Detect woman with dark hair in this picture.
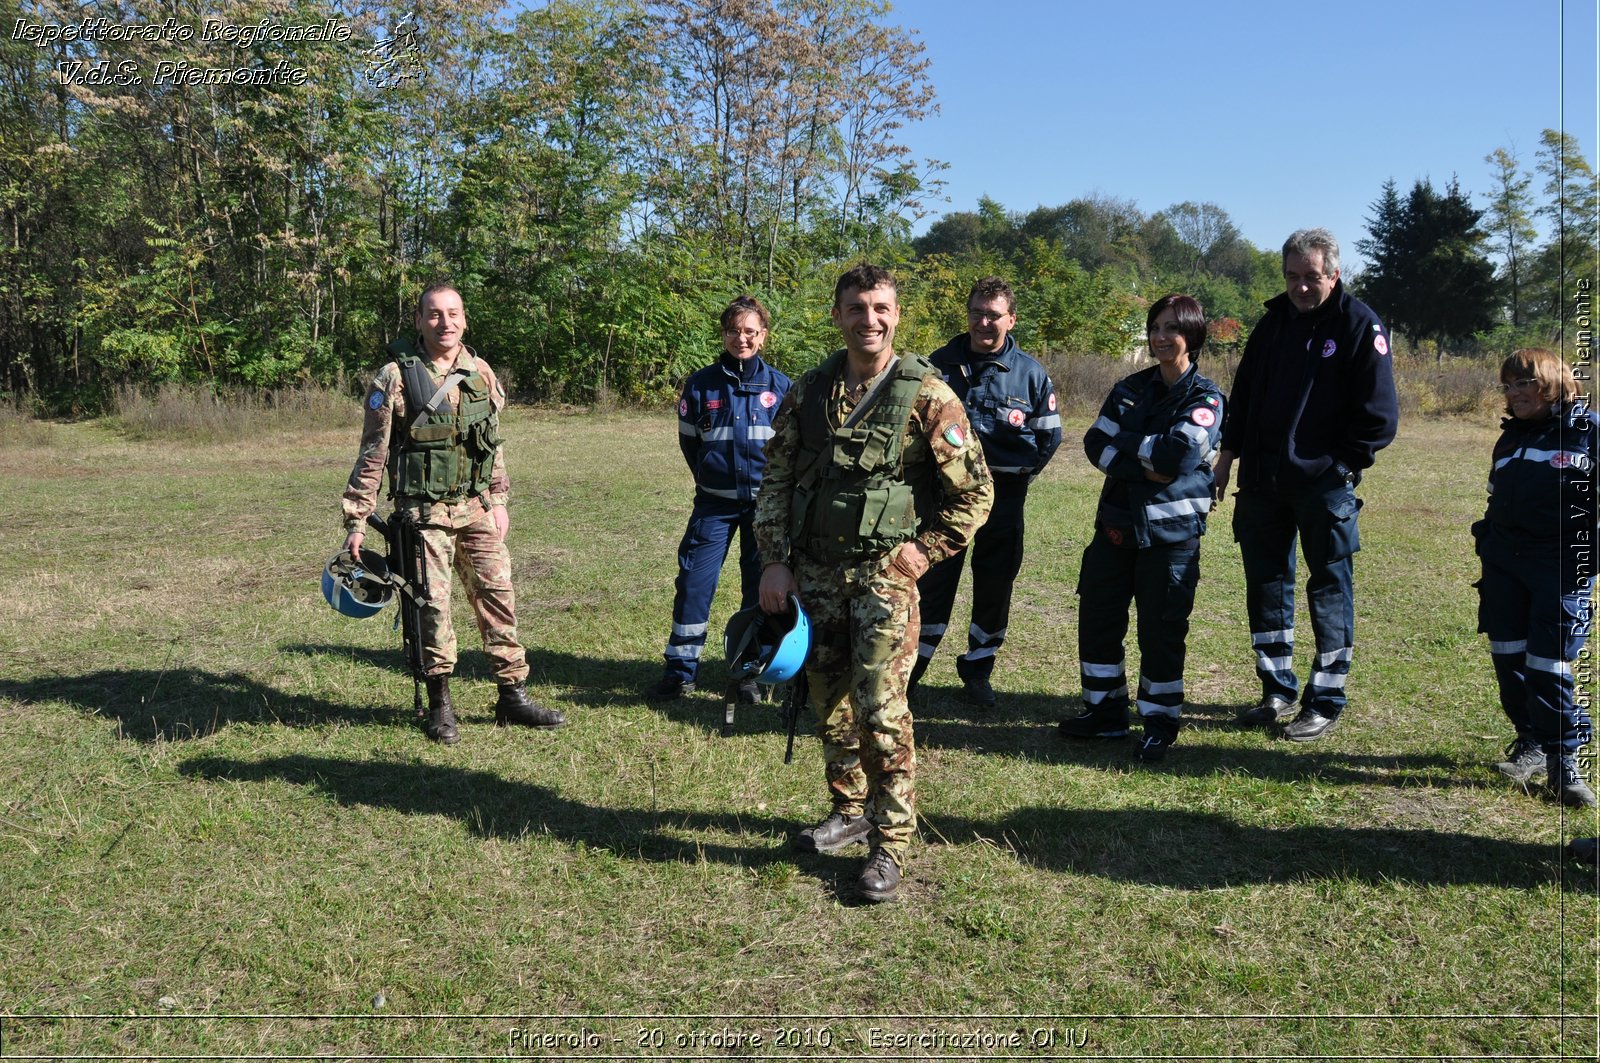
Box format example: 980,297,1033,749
1474,347,1596,808
1059,295,1224,760
649,295,792,700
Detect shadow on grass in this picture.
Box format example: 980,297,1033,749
176,754,1586,895
0,668,390,743
177,752,868,890
930,806,1575,890
282,642,789,738
915,696,1488,792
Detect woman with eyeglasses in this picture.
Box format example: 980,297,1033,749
1058,294,1224,761
1473,348,1596,808
649,295,792,702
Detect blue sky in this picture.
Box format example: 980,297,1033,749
900,0,1598,273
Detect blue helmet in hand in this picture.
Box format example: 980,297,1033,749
321,549,395,619
724,594,812,684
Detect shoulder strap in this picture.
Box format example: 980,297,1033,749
401,356,471,433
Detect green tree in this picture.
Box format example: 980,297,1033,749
1483,147,1540,328
1530,129,1600,335
1357,177,1498,355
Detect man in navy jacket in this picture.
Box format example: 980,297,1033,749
1214,228,1399,741
910,277,1062,706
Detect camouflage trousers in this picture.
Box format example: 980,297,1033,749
793,550,920,861
415,505,528,683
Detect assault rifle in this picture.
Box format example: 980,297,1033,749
781,670,807,765
364,510,430,727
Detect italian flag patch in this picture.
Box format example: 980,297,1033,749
943,424,966,448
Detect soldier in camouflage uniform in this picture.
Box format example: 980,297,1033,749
755,264,993,903
340,284,566,744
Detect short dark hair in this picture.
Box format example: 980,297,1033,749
416,282,463,315
720,294,770,333
1146,294,1207,357
967,276,1015,316
1501,347,1579,411
833,264,897,307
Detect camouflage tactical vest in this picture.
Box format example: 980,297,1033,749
790,351,936,562
388,349,501,503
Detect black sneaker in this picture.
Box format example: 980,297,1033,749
1549,754,1598,808
857,845,902,903
1135,715,1180,762
735,679,761,705
954,657,996,707
645,676,695,700
1569,837,1599,865
961,675,997,708
1237,694,1292,727
1494,737,1547,785
1058,706,1130,739
792,811,872,853
1282,705,1339,742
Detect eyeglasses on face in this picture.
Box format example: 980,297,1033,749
1500,378,1540,394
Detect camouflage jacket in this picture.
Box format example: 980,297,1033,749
754,351,993,567
340,341,511,531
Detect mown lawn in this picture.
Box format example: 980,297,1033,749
0,405,1594,1059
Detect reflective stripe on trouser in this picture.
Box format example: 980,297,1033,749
1233,473,1359,713
914,479,1028,681
1076,528,1198,719
1477,550,1595,754
417,507,528,683
794,552,919,856
662,498,759,683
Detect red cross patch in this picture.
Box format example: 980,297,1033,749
1191,407,1216,428
760,391,776,408
1008,408,1026,427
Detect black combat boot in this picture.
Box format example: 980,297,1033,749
424,676,459,745
496,684,567,729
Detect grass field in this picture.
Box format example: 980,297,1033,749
0,402,1595,1060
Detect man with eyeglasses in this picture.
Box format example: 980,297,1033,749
908,277,1061,706
1213,228,1399,741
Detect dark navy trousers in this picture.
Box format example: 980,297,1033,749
663,497,759,683
1477,548,1594,755
1076,527,1199,720
1233,470,1361,714
915,477,1029,681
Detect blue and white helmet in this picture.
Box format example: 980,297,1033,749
321,549,395,619
724,594,812,684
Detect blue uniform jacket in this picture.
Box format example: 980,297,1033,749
1222,281,1399,489
929,334,1061,477
1475,400,1599,559
1085,363,1225,548
678,355,792,503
